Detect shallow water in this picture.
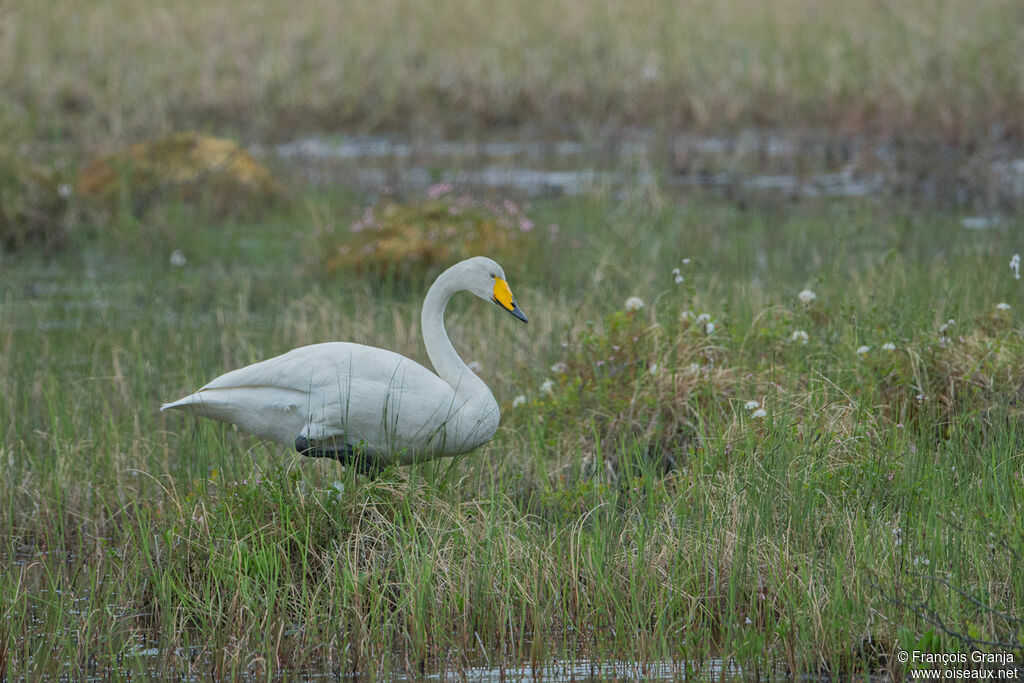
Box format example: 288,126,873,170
415,657,740,681
263,129,1024,213
118,650,743,681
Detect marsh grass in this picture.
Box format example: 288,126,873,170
4,0,1024,146
1,189,1023,678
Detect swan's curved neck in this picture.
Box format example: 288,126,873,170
421,265,489,396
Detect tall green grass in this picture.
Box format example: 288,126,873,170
1,190,1022,678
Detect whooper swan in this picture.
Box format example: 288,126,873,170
161,256,527,471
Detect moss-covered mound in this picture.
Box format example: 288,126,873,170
77,132,280,217
324,191,536,280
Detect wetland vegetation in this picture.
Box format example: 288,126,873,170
3,189,1022,678
5,0,1024,144
2,1,1023,679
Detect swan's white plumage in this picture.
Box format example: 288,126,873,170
161,257,527,466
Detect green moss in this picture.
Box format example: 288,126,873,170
323,194,536,281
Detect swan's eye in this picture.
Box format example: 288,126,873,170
489,272,496,279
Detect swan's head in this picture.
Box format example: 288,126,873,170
460,256,528,323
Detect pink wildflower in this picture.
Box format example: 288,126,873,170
427,183,452,199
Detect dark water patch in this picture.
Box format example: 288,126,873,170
264,130,1024,210
416,657,738,681
112,650,743,681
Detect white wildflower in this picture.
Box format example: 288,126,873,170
550,361,567,374
648,363,659,375
856,345,870,355
641,54,660,81
744,400,761,411
892,526,903,547
790,330,809,344
750,408,767,419
687,363,701,373
625,296,645,312
913,556,930,567
996,302,1011,311
695,313,711,324
169,250,187,267
540,379,555,395
704,321,715,335
512,395,527,408
681,258,691,265
1012,253,1021,280
671,267,684,284
330,480,344,494
881,342,896,351
57,183,72,198
467,360,482,373
798,289,817,304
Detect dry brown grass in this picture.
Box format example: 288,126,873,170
4,0,1023,146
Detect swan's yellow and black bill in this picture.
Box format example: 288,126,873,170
492,277,528,323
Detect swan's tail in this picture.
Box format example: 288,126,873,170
161,393,199,411
159,387,306,446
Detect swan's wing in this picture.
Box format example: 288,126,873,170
163,342,456,450
295,346,462,456
195,342,352,393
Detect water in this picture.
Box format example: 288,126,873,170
118,650,746,681
1,260,209,332
262,129,1024,211
419,657,741,681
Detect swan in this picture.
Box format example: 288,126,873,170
161,256,528,471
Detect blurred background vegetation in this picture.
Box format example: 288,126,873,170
4,0,1023,147
4,0,1023,256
